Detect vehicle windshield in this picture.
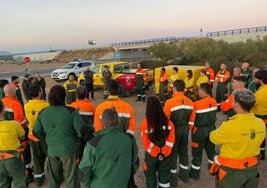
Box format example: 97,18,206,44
62,63,76,69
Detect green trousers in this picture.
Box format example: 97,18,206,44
144,152,170,188
136,81,145,101
159,82,167,104
216,82,227,104
215,165,259,188
189,126,216,179
47,152,79,188
0,155,26,188
170,126,189,186
66,92,76,104
30,140,47,183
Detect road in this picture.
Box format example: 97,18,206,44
0,68,55,80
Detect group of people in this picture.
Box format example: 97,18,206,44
0,61,266,188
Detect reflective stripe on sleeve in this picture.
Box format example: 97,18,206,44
196,107,217,113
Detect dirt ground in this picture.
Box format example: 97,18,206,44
1,63,267,188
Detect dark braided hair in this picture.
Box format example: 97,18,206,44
146,96,169,143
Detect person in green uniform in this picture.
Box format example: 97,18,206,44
102,66,112,99
248,67,260,93
64,73,77,104
0,100,26,188
135,63,147,102
79,108,139,188
33,85,85,188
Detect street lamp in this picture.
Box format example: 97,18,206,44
88,40,96,60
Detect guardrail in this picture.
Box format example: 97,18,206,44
207,26,267,37
111,36,187,47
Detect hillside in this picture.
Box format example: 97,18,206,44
54,47,114,63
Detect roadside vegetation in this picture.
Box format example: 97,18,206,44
148,36,267,71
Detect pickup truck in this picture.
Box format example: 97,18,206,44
51,60,95,82
78,61,154,97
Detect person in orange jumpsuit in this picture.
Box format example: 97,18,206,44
158,67,169,105
188,83,217,180
164,80,194,185
141,96,175,188
215,63,231,110
136,63,147,102
70,85,95,161
205,61,215,88
94,80,136,135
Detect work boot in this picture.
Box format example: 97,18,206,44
189,168,200,180
170,173,178,188
178,170,189,183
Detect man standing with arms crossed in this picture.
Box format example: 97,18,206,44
24,85,49,186
164,80,194,186
136,63,147,103
210,90,265,188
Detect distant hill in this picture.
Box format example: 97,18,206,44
0,51,11,56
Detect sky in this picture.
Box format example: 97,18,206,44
1,0,266,53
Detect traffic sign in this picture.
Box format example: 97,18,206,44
24,57,31,63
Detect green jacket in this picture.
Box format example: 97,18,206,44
33,105,84,156
79,126,139,188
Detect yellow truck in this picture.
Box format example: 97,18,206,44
154,65,204,94
78,61,154,97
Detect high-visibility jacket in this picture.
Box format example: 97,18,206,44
196,75,209,88
70,99,95,126
136,69,147,82
140,118,175,157
251,85,267,118
189,96,217,128
159,73,168,83
24,99,49,141
206,67,215,85
164,92,194,127
210,113,266,159
2,96,27,128
184,77,195,89
215,71,231,83
168,74,181,89
94,95,136,135
221,94,234,112
64,80,77,93
0,120,25,150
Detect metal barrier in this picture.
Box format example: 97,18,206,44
207,26,267,37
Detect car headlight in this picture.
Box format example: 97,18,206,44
59,71,67,74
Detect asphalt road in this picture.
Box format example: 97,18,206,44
0,68,55,80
